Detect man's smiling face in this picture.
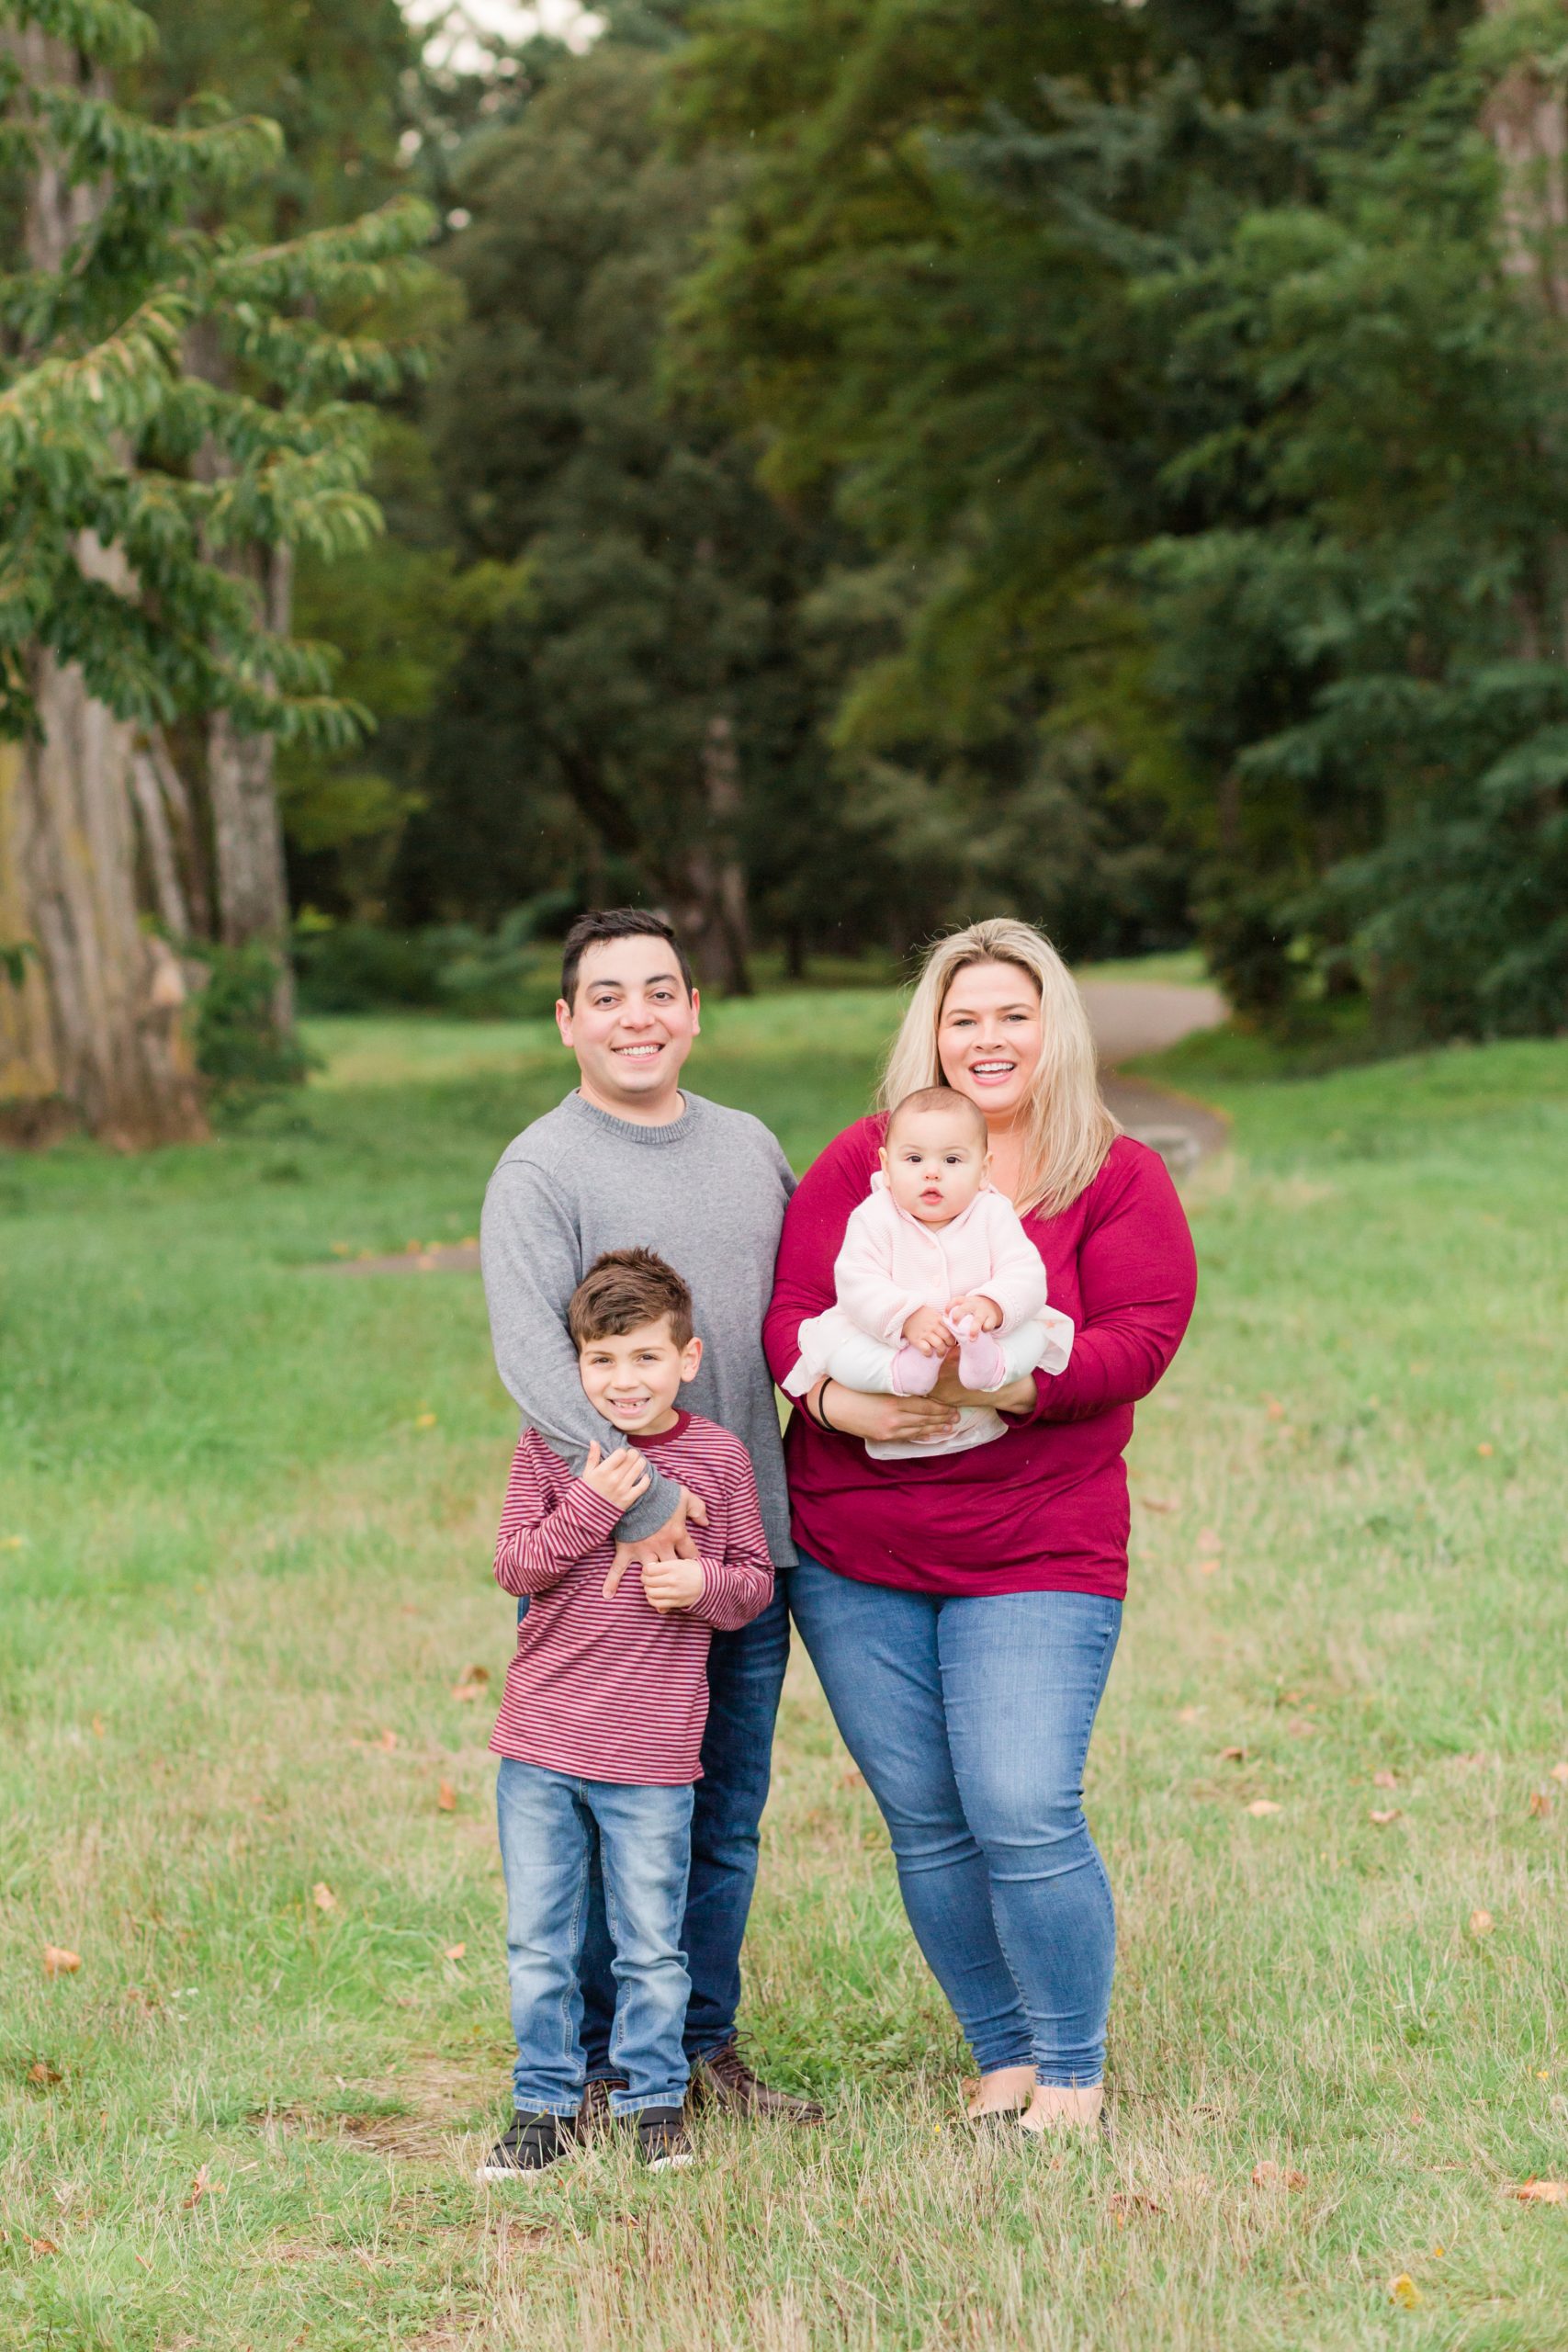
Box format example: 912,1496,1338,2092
556,935,700,1119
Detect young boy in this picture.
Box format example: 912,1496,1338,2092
478,1248,773,2179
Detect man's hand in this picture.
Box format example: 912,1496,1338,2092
640,1555,705,1613
900,1304,953,1356
579,1440,652,1511
947,1292,1002,1334
602,1487,710,1599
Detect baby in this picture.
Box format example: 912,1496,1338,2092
784,1086,1074,1461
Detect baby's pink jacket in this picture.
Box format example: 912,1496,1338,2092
784,1173,1048,1395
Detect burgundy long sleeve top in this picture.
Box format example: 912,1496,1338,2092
489,1414,773,1783
763,1119,1198,1600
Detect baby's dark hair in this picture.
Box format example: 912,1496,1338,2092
886,1085,987,1149
568,1247,694,1351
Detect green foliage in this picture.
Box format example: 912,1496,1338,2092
189,939,315,1104
671,0,1568,1039
0,0,437,746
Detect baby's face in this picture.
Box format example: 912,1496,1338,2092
881,1109,989,1225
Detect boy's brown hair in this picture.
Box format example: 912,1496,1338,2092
568,1247,694,1351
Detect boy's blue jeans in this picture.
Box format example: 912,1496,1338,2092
496,1758,694,2118
517,1582,791,2074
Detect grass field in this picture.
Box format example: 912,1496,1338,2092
3,990,1566,2350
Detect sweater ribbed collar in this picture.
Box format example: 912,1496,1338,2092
563,1087,707,1148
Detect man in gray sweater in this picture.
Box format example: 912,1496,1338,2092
479,908,820,2123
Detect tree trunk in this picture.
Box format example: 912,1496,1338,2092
206,545,296,1028
1484,7,1568,659
1,654,206,1147
0,28,208,1147
672,714,753,994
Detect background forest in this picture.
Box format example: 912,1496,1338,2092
5,0,1568,1142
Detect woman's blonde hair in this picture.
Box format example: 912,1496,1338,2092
879,919,1118,1216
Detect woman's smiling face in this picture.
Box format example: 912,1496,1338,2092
936,959,1043,1125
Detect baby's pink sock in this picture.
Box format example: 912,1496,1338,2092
890,1342,942,1396
954,1317,1007,1392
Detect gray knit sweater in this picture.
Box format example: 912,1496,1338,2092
479,1088,796,1565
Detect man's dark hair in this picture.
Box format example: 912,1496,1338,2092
560,908,694,1009
569,1247,695,1351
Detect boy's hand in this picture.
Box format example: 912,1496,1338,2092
947,1292,1003,1334
900,1304,953,1356
602,1487,709,1599
580,1440,651,1511
640,1555,705,1613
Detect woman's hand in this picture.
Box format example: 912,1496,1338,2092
930,1363,1036,1417
815,1381,961,1447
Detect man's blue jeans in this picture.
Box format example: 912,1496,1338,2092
496,1758,694,2117
516,1580,791,2074
790,1553,1121,2087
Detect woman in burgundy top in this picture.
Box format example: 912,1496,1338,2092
765,919,1196,2136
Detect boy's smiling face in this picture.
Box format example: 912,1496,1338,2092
577,1317,702,1437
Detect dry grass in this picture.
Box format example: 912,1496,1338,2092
2,1008,1566,2347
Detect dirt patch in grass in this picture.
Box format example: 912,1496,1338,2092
260,2051,498,2161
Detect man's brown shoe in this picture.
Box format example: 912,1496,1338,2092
578,2077,628,2135
689,2041,824,2124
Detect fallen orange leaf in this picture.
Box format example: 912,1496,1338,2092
1514,2179,1568,2204
183,2163,224,2210
1247,1800,1282,1817
1196,1557,1221,1576
1250,2162,1305,2190
1477,1442,1494,1457
414,1411,437,1430
1372,1770,1397,1789
437,1780,457,1813
1469,1909,1495,1937
1219,1745,1246,1762
1177,1704,1202,1724
1388,2274,1421,2308
1264,1396,1286,1420
310,1882,338,1914
1529,1792,1551,1817
443,1941,467,1962
1370,1808,1402,1826
28,2062,62,2086
451,1665,491,1702
1551,1761,1568,1784
42,1946,81,1977
24,2235,59,2256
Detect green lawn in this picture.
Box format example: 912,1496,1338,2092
2,997,1565,2349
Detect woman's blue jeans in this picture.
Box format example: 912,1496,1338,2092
790,1552,1121,2087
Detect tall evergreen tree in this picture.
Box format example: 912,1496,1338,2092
0,0,433,1143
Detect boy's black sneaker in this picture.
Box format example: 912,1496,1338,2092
476,2109,578,2179
635,2106,694,2171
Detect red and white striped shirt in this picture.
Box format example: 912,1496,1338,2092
489,1412,773,1784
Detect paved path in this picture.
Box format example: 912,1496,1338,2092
1078,979,1230,1176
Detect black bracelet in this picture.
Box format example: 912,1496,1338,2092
814,1379,840,1433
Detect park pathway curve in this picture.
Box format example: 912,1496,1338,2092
1079,978,1230,1177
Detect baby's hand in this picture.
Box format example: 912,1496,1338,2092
580,1440,651,1510
948,1293,1002,1334
900,1304,953,1356
640,1555,705,1614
